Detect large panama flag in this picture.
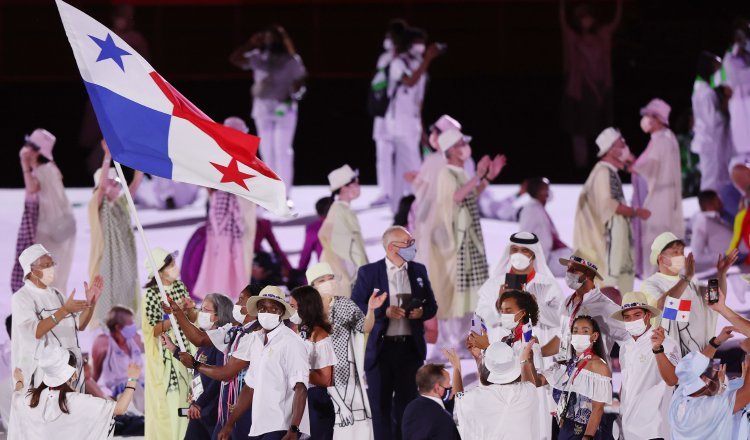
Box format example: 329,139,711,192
56,0,292,216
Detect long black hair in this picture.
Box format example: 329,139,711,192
28,351,76,414
497,290,540,326
291,286,332,335
571,315,606,359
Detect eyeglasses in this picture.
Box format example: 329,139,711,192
390,239,415,248
31,261,57,270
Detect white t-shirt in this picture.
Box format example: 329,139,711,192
384,54,426,138
242,324,311,436
641,273,718,356
619,326,681,439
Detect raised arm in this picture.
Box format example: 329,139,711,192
708,286,750,337
163,299,212,347
19,147,40,193
399,45,440,88
650,327,678,386
443,348,464,394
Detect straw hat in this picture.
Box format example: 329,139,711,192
610,292,661,321
245,285,293,320
558,248,603,280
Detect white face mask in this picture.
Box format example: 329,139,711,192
38,267,55,287
640,116,653,133
509,253,532,271
571,334,592,352
316,279,337,296
500,312,521,330
289,311,302,325
197,312,214,330
232,305,246,323
565,272,584,290
624,318,648,337
257,312,281,331
410,43,426,56
664,255,686,273
383,38,394,51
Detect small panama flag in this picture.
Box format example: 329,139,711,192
522,321,534,343
662,297,691,327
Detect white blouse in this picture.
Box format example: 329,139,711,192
304,337,338,370
544,362,613,404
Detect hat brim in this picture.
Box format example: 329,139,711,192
246,295,293,320
610,304,661,321
329,169,360,192
487,363,522,385
558,258,604,280
43,364,76,388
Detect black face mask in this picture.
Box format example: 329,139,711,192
440,385,453,402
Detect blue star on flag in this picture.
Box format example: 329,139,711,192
88,33,131,71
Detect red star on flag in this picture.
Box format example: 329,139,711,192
210,158,254,190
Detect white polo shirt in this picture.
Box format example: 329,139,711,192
619,326,681,439
240,324,310,436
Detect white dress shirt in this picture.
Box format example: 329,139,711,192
619,326,681,439
386,257,412,336
241,324,311,436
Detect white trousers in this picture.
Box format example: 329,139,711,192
383,133,422,212
375,137,394,197
254,110,298,193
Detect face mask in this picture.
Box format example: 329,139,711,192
397,243,417,262
618,146,631,163
640,116,653,133
232,305,246,323
120,323,137,339
197,312,214,330
665,255,686,273
440,385,452,402
509,253,531,271
410,43,426,56
257,312,281,331
38,267,55,287
565,272,584,290
383,38,393,51
500,312,520,330
290,311,302,325
571,334,592,352
316,279,337,296
624,318,648,337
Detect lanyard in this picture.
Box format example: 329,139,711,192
566,296,584,330
570,348,593,384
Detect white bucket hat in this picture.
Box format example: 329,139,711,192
328,165,359,192
675,351,710,396
650,232,684,266
25,128,56,161
437,129,472,153
144,247,178,279
245,285,294,320
306,262,334,285
39,345,76,388
640,98,671,126
19,244,51,278
595,127,622,158
485,342,521,385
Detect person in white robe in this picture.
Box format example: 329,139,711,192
610,292,680,440
573,127,648,294
669,330,750,440
632,98,685,278
456,342,539,440
724,22,750,157
518,177,571,277
319,165,368,297
640,232,734,356
9,345,139,440
692,190,737,273
476,232,563,348
11,244,103,393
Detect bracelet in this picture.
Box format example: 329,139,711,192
50,313,59,325
679,275,690,283
709,337,721,348
520,359,529,364
127,377,138,383
125,386,136,391
652,346,664,354
172,347,180,358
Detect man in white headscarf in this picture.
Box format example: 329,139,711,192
475,232,564,347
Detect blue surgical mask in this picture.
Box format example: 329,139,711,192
397,243,417,262
120,324,137,339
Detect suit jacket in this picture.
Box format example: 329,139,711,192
352,259,438,370
401,396,460,440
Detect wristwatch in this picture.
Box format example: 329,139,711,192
289,425,300,433
192,358,202,369
652,346,664,354
709,337,721,348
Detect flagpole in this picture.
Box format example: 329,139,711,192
113,160,187,352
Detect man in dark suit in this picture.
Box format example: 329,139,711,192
352,226,438,440
401,364,460,440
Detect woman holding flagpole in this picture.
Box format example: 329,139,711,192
142,248,195,440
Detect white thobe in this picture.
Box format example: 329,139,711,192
691,80,733,191
619,327,681,439
724,50,750,154
691,211,734,273
518,198,571,277
641,273,719,356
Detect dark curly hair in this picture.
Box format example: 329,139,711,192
571,315,607,359
291,286,332,335
497,290,539,326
